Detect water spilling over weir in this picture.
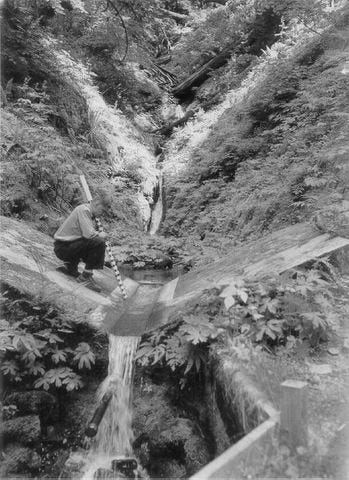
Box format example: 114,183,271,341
82,335,140,480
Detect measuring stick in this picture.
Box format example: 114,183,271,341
80,175,127,300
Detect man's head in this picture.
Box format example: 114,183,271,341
90,190,112,216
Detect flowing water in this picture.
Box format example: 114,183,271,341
82,335,140,479
149,172,163,235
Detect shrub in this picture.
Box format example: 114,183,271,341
136,267,338,389
0,289,97,393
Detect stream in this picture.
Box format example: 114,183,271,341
149,170,163,236
81,336,141,480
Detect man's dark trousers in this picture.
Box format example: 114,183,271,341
54,237,106,270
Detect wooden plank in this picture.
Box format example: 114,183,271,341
175,226,349,300
244,234,349,279
190,418,278,480
107,285,162,336
280,380,308,451
147,277,179,330
174,223,319,298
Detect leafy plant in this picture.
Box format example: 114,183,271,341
137,310,224,388
136,267,338,389
218,269,337,347
73,342,95,370
0,292,96,392
34,367,83,391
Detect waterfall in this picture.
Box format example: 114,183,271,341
81,335,140,480
149,171,163,235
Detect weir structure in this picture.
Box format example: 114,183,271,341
1,216,349,478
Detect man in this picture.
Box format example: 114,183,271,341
54,191,111,293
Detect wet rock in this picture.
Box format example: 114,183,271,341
152,459,186,478
123,250,173,270
1,414,41,445
5,390,58,424
0,444,41,476
111,458,137,478
133,385,210,476
93,468,115,479
59,451,87,479
158,419,210,474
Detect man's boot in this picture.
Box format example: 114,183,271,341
77,271,102,293
57,262,80,278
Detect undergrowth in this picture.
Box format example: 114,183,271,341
162,8,349,258
0,287,106,394
136,265,340,390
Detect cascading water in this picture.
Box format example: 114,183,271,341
81,335,140,480
149,171,163,236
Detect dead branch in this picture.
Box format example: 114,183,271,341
106,0,129,62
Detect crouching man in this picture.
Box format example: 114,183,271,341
53,191,111,293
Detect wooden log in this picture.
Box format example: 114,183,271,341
158,8,189,22
155,109,195,136
155,54,172,66
172,48,233,98
280,380,308,450
85,391,113,437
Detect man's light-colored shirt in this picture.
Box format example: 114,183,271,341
54,204,98,241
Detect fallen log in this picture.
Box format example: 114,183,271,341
155,54,172,66
154,109,195,136
85,391,113,438
158,8,189,22
172,47,233,98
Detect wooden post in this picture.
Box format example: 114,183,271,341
280,379,308,451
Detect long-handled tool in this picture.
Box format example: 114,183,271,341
80,175,127,300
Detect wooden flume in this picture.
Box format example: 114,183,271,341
80,175,127,300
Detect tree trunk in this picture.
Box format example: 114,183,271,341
155,109,195,136
172,47,233,98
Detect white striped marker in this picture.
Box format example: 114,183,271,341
80,175,127,300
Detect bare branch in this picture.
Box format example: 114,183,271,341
106,0,129,62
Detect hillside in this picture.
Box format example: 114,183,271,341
162,7,349,264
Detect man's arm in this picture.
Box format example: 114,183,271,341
76,207,99,239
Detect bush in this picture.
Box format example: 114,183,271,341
0,289,98,393
136,266,338,389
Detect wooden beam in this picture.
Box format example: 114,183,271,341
280,380,308,451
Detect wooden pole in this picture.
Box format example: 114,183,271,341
280,379,308,451
79,175,127,299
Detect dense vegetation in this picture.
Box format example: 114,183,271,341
162,3,349,263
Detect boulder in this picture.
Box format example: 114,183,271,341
157,419,210,474
151,459,186,478
58,451,86,480
133,384,210,476
0,444,41,476
0,414,41,446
